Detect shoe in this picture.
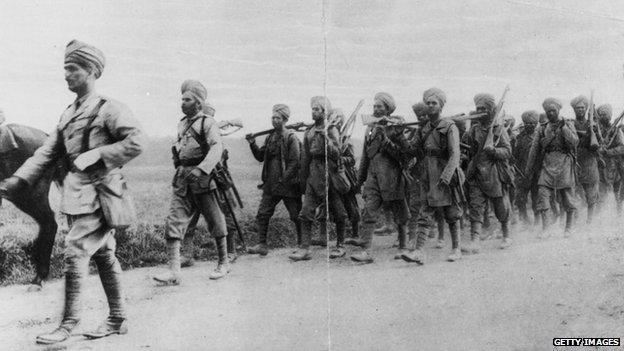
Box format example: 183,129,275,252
83,318,128,339
329,246,346,259
447,248,462,262
180,256,195,268
350,251,374,264
153,271,180,286
228,253,238,264
401,249,424,265
247,244,268,256
209,264,230,280
394,249,409,260
435,239,444,249
288,249,311,261
310,238,328,247
36,326,73,344
344,238,366,248
461,239,480,254
500,237,512,249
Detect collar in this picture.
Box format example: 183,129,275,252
181,111,206,122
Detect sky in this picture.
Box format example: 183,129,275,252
1,0,624,138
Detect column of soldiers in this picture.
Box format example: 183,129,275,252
3,39,624,346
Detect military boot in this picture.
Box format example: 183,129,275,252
247,243,269,256
92,247,126,336
210,236,230,280
288,249,311,261
329,245,346,259
461,222,481,254
350,250,374,264
83,317,128,339
36,319,79,344
500,221,512,249
153,240,181,285
401,231,426,264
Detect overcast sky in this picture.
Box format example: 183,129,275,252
2,0,624,137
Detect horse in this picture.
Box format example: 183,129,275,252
0,123,63,291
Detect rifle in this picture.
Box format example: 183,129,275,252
603,110,624,148
218,118,244,136
212,149,246,250
484,85,510,148
361,112,487,128
339,99,364,152
245,121,312,139
587,90,600,150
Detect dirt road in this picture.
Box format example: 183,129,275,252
2,214,624,351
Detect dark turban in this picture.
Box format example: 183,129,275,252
411,102,427,117
64,39,105,79
272,104,290,120
570,95,589,109
473,93,496,111
542,98,562,111
423,87,446,108
310,96,332,112
597,104,612,120
374,92,396,114
181,79,208,106
521,110,539,124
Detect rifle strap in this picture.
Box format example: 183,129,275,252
80,99,108,153
184,115,209,156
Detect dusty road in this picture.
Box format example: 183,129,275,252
2,214,624,351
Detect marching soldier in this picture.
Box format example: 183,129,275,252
154,79,229,285
462,94,514,253
350,93,413,264
245,104,302,256
401,88,464,264
0,40,143,344
596,104,624,208
514,110,540,225
292,96,348,261
525,98,578,237
571,95,601,224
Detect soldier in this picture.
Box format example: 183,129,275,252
0,40,143,344
348,93,412,264
245,104,302,256
571,95,601,224
292,96,347,261
462,94,514,253
525,98,578,237
153,79,229,285
401,88,464,264
596,104,624,208
514,110,540,225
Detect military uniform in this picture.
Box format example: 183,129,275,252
463,120,513,250
339,142,360,239
14,91,143,342
513,126,539,223
249,128,302,250
574,119,601,215
599,125,624,207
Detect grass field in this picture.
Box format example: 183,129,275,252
0,136,311,285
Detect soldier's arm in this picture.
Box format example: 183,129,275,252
14,126,64,185
606,129,624,157
326,126,341,161
249,138,266,162
562,121,579,149
196,119,223,176
283,134,300,184
97,102,144,169
440,124,460,184
487,127,512,160
341,143,356,168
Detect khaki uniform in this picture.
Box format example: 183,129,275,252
513,127,539,220
165,112,226,241
574,119,601,206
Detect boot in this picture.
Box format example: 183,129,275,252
564,211,575,238
83,317,128,339
500,221,512,249
209,237,230,280
288,248,311,261
247,243,269,256
350,250,374,264
401,230,426,264
92,248,126,329
154,239,181,285
461,222,481,254
447,248,462,262
36,256,86,344
329,245,346,259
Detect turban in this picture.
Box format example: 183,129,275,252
374,92,396,114
64,39,105,79
542,97,562,111
597,104,612,120
272,103,291,120
473,93,496,111
411,102,427,117
181,79,208,106
310,96,332,112
570,95,589,108
423,87,447,108
203,102,215,117
521,110,539,124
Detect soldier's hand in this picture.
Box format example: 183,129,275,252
245,134,256,145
